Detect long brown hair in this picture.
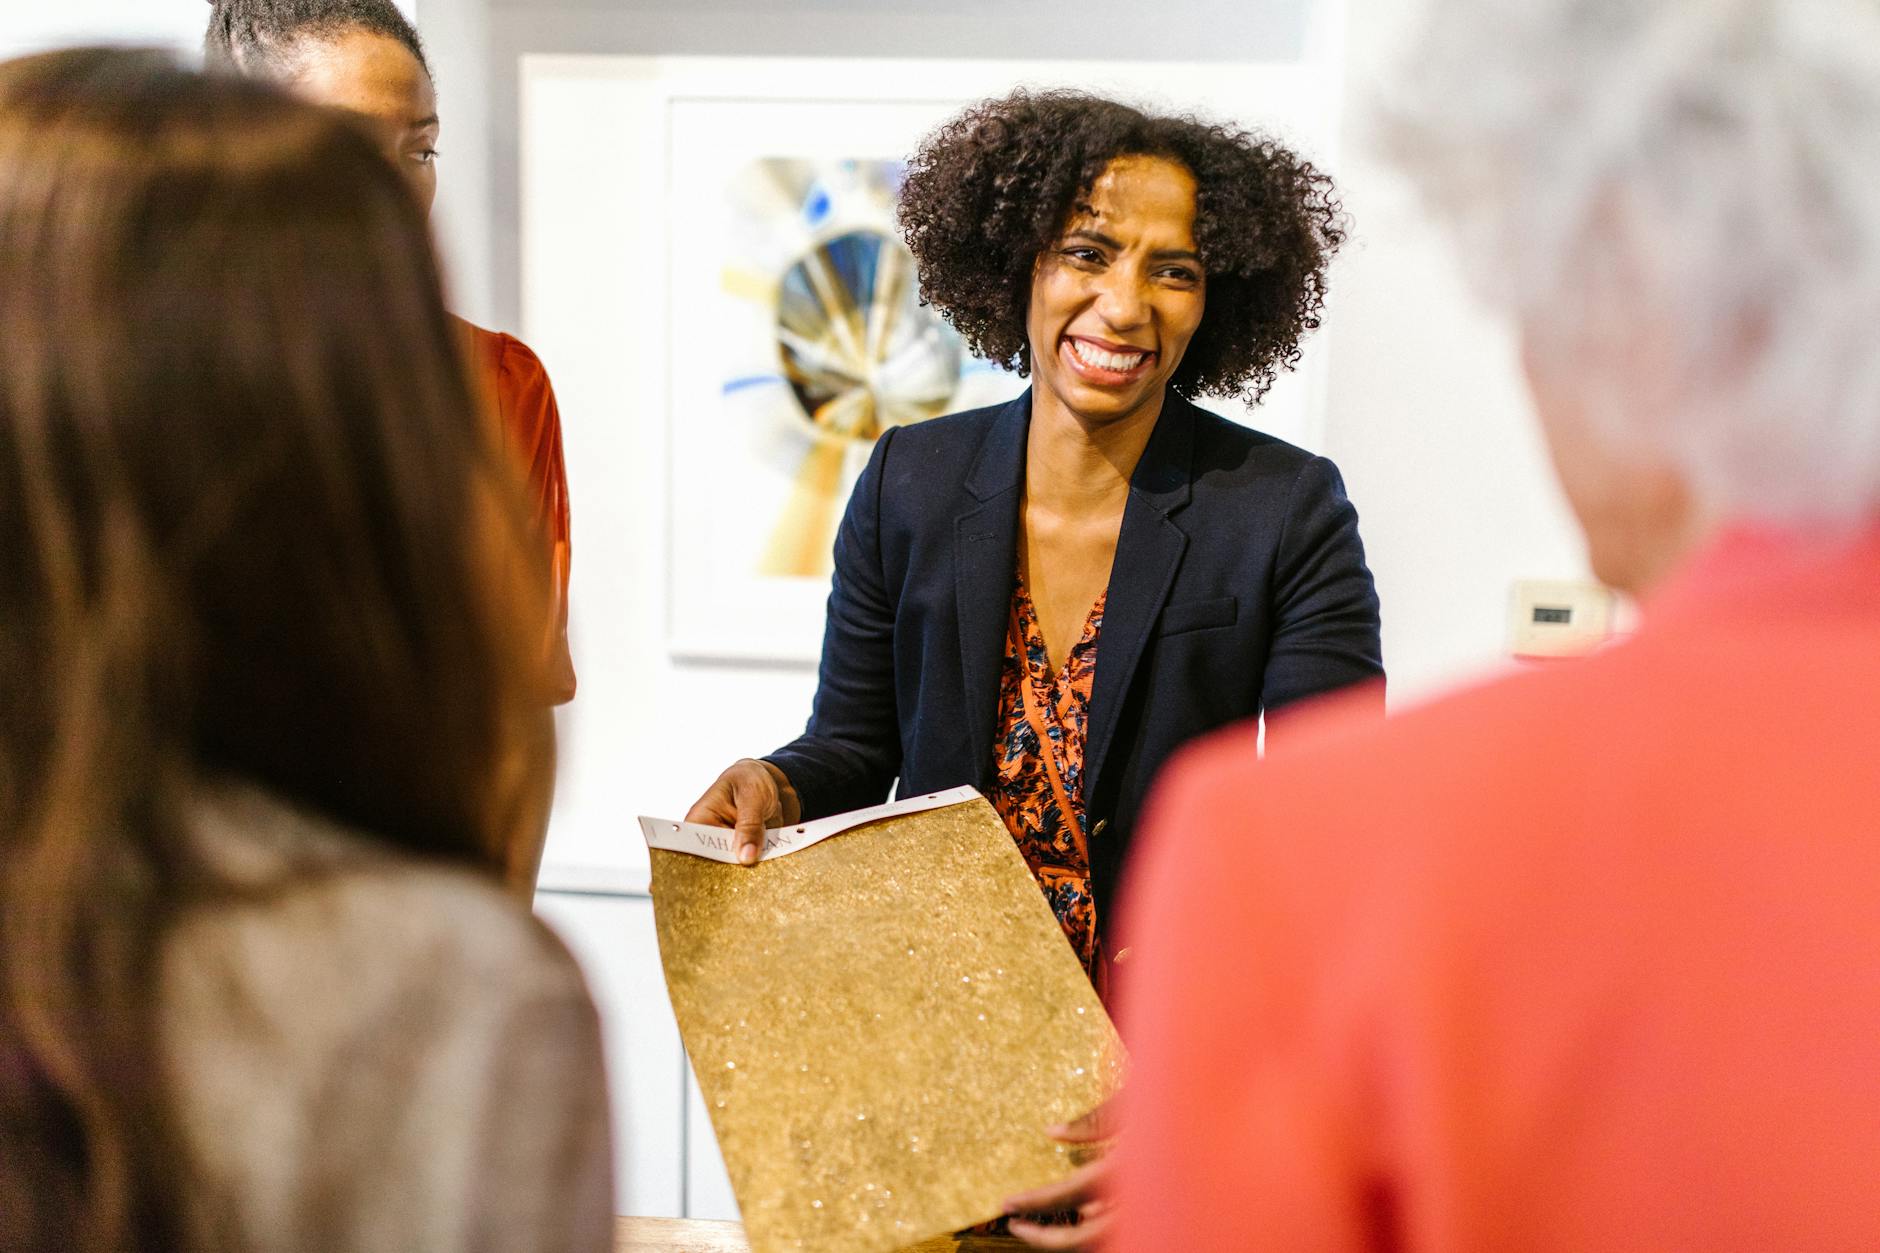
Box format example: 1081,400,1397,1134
0,48,546,1250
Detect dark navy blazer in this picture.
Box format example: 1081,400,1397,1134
766,389,1383,931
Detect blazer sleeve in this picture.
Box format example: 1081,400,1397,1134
763,428,904,817
1262,455,1384,728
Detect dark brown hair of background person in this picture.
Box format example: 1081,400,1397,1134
0,47,548,1252
203,0,429,78
898,88,1345,403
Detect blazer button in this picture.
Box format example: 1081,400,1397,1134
1091,818,1109,839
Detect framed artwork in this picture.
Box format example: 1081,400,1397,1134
524,56,1343,666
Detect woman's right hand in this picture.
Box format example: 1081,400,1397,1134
684,759,802,866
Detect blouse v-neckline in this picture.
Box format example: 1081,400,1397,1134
1013,578,1107,688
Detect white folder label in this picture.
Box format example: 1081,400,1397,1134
637,785,983,864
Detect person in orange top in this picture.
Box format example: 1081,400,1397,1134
1112,0,1880,1248
206,0,574,891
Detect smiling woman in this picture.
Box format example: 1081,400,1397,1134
684,89,1384,1251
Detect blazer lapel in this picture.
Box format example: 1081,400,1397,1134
954,391,1030,790
1084,394,1196,805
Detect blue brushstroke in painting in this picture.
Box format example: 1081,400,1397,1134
722,374,784,395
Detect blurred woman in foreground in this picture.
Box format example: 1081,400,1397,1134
0,49,609,1252
1116,0,1880,1247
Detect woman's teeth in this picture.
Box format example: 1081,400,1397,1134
1069,339,1147,373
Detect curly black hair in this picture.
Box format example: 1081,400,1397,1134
204,0,430,80
898,89,1345,402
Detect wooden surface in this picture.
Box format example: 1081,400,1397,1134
615,1216,1027,1252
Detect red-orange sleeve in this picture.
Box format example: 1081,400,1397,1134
490,334,576,704
1111,726,1381,1252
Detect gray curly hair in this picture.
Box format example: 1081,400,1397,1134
1382,0,1880,524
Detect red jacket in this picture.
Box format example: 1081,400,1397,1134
1115,525,1880,1251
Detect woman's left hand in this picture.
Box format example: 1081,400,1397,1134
1003,1099,1118,1250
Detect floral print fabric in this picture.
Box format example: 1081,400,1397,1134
987,576,1105,981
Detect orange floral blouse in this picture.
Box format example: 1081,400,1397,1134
986,576,1105,986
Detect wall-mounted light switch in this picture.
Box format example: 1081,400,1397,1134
1508,579,1616,659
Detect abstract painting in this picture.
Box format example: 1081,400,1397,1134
717,158,1017,580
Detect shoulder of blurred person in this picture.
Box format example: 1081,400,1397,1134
452,315,576,704
1113,524,1880,1250
453,315,556,429
158,780,612,1253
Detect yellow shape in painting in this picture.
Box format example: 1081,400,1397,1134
722,265,779,306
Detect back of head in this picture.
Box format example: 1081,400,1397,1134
1382,0,1880,526
204,0,429,80
0,47,541,1251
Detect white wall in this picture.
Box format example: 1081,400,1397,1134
532,891,691,1217
0,1,417,62
1318,0,1588,706
1319,0,1587,707
0,3,209,61
423,0,498,322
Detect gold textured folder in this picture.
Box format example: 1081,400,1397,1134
643,789,1123,1253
